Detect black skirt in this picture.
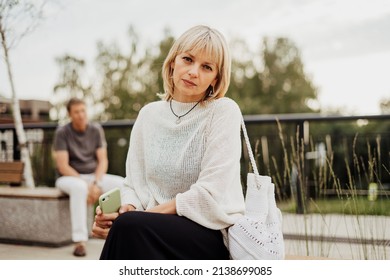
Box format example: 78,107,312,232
100,211,229,260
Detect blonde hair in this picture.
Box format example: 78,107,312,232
161,25,231,102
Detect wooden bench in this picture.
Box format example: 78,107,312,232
0,161,24,185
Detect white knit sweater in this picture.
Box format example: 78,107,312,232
121,97,245,230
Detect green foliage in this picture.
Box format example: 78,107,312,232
380,98,390,114
255,117,390,216
228,37,319,114
96,27,174,120
52,55,93,121
279,197,390,216
52,26,319,120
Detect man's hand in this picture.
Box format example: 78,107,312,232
87,182,102,205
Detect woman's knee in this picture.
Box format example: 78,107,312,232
110,211,160,239
112,211,143,231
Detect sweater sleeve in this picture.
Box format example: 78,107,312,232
175,98,245,230
120,115,144,210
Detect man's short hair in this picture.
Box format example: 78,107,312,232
66,98,85,113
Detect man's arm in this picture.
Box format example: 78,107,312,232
94,147,108,183
54,150,79,177
87,147,108,204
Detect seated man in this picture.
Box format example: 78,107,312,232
53,97,124,257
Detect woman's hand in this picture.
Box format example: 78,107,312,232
146,199,176,214
91,204,136,239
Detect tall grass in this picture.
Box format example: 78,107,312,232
249,121,390,259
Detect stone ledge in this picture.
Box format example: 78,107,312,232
0,186,68,199
0,236,72,248
0,187,93,247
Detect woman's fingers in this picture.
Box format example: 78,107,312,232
95,212,118,227
93,205,133,238
95,218,112,229
95,205,102,215
91,222,109,239
119,204,136,213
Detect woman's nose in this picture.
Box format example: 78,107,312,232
188,64,199,77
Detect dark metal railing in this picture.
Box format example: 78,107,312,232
1,113,389,214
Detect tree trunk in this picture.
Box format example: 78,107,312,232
1,24,35,188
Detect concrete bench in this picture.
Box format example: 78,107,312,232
0,187,93,247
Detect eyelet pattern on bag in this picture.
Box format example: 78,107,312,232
228,118,285,260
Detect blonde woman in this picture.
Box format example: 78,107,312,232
92,25,245,260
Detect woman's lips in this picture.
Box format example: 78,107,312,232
182,79,196,87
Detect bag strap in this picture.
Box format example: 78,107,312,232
241,117,260,177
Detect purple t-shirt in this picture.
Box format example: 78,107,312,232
53,122,106,174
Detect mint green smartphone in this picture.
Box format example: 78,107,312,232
99,187,121,214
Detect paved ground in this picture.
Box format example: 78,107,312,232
282,213,390,259
0,213,389,260
0,239,324,260
0,238,105,260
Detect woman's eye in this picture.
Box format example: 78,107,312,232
183,56,192,62
204,65,213,71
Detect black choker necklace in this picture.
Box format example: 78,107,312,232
169,99,201,124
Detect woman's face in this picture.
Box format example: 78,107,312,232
171,51,218,102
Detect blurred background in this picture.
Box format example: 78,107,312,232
0,0,389,119
1,0,389,216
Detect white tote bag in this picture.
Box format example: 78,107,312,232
228,119,285,260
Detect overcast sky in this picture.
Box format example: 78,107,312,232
1,0,390,115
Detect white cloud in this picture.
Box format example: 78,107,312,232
307,50,390,114
1,0,389,115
